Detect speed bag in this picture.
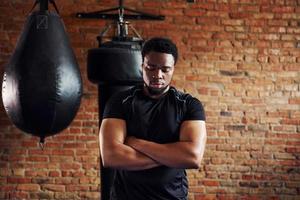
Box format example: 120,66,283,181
87,41,143,85
2,10,82,141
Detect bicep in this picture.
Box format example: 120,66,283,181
99,118,161,170
179,120,207,145
100,118,127,151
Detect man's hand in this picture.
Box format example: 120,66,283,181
125,120,207,169
100,119,206,170
100,118,161,170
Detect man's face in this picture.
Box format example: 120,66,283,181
142,51,175,94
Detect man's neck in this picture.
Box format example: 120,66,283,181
143,85,170,99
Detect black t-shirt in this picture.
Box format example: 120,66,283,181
103,85,205,200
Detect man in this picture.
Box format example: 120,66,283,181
100,37,207,200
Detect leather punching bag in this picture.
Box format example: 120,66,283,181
88,40,143,85
88,39,143,200
2,2,82,142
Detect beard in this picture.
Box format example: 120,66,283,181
145,84,169,96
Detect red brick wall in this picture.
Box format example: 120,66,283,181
0,0,299,199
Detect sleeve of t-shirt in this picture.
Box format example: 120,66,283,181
184,97,206,121
102,92,126,120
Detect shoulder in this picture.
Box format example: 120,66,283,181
108,85,142,103
169,87,206,121
103,85,142,119
169,87,202,105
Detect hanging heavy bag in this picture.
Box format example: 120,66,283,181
1,0,82,143
88,38,143,200
87,40,143,85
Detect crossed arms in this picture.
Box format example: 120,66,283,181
99,118,207,171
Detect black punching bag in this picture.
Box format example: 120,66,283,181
88,40,143,85
1,0,82,142
88,39,143,200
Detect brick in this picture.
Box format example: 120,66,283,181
30,192,53,199
239,181,259,188
52,150,75,156
188,186,205,193
17,184,40,191
76,135,97,141
86,142,99,148
25,170,48,177
286,182,300,188
186,75,208,81
185,9,206,17
274,188,298,195
82,163,100,170
63,143,85,148
60,163,81,170
44,142,62,148
79,192,100,199
26,156,48,162
142,2,162,8
28,149,51,155
285,147,300,153
212,32,234,39
190,3,214,10
49,171,60,177
288,98,300,104
195,194,217,200
50,156,74,162
21,141,38,148
54,192,79,199
253,13,274,19
53,135,75,141
8,192,29,199
42,184,65,192
260,34,281,40
32,178,54,184
76,149,100,156
160,9,184,16
281,119,300,125
0,185,15,192
202,180,220,186
7,177,31,184
66,185,90,192
12,168,25,176
230,13,253,19
222,19,244,26
272,6,295,13
85,170,98,177
274,153,296,160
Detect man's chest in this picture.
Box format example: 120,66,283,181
124,96,186,143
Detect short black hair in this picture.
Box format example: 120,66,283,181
142,37,178,64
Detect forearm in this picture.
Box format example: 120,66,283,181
101,143,160,171
128,139,205,169
100,118,161,171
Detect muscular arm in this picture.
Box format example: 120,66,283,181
99,118,160,171
126,120,207,169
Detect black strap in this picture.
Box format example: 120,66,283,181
49,0,60,14
29,0,39,13
29,0,60,14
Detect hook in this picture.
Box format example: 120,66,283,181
39,136,45,150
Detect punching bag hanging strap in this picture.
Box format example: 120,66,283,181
29,0,60,14
29,0,39,13
49,0,60,14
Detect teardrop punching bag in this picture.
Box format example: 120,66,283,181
2,0,82,143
